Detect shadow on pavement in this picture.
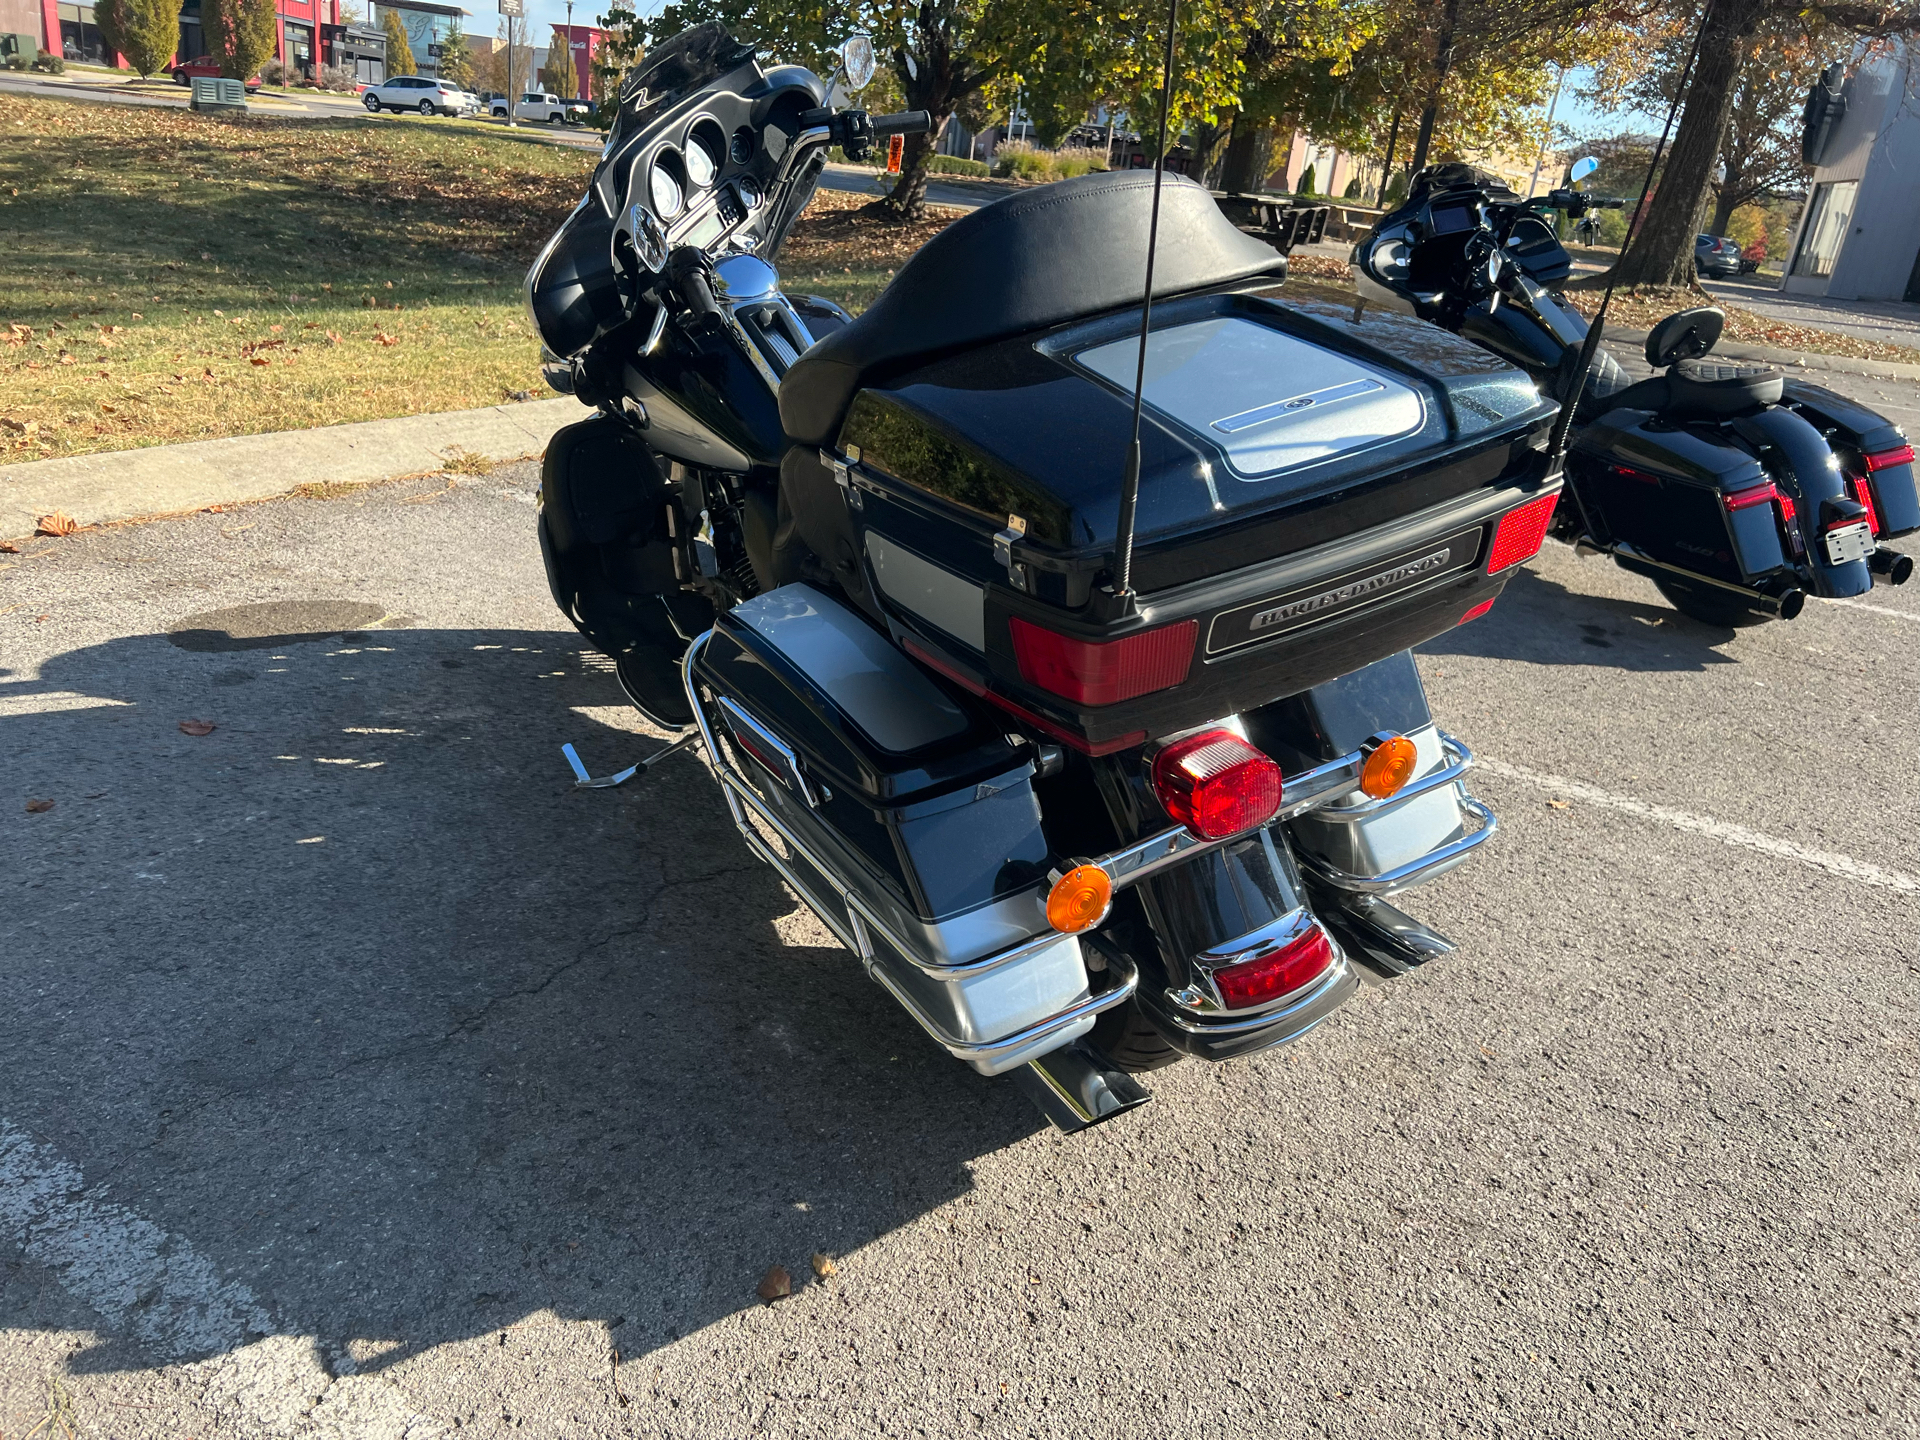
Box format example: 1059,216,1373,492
1418,561,1743,672
0,615,1042,1380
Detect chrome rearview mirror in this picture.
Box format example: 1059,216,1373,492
841,33,876,93
1569,156,1599,184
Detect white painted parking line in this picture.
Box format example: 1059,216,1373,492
1822,596,1920,622
1477,757,1920,895
0,690,133,717
0,1120,273,1357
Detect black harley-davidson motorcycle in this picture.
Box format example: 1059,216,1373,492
526,24,1564,1129
1351,162,1918,626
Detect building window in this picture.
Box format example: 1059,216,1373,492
1793,179,1858,280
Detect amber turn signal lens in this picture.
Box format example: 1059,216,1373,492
1047,864,1113,934
1360,734,1419,800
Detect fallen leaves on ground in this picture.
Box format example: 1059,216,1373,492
1547,798,1571,809
34,511,78,536
178,719,217,736
810,1252,837,1279
0,541,19,553
1559,285,1920,366
1287,254,1354,285
756,1265,792,1302
25,798,55,813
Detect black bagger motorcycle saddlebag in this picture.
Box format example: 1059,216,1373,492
774,176,1561,755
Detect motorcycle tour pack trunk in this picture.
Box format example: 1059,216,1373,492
783,276,1555,755
528,31,1533,1122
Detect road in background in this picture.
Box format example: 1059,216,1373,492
2,442,1916,1437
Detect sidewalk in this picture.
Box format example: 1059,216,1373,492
1697,277,1920,354
0,397,581,539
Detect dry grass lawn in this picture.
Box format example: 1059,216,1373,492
0,97,973,464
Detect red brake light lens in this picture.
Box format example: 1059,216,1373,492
1212,925,1335,1010
1458,598,1496,626
1149,729,1283,841
1847,475,1881,536
1864,443,1915,472
1486,491,1558,573
1007,616,1196,707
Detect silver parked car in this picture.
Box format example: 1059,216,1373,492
363,75,474,116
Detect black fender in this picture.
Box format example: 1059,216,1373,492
1732,407,1872,598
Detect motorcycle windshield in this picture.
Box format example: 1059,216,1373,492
616,22,757,127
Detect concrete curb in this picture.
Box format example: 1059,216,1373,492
1603,326,1920,382
0,397,583,540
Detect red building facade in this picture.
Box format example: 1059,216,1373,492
24,0,345,78
547,23,601,101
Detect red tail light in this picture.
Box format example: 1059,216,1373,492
1864,443,1915,472
1847,474,1882,536
1149,729,1282,840
1726,479,1804,556
1458,598,1496,626
1007,616,1196,707
1212,924,1335,1010
1486,491,1558,573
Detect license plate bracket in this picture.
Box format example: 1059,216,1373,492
1824,521,1873,567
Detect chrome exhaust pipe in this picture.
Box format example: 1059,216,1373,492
1010,1043,1152,1133
1870,548,1915,586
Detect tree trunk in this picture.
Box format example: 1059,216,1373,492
1406,0,1461,176
1219,112,1275,194
1380,106,1402,201
879,30,957,222
880,126,943,220
1708,184,1741,237
1611,0,1759,286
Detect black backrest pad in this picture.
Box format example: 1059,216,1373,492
778,171,1285,446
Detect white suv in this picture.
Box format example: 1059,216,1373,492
491,90,588,125
363,76,473,116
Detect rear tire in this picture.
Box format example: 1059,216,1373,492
1651,574,1774,628
364,93,379,111
1088,998,1183,1073
418,99,433,115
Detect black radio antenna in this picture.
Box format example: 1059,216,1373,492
1111,0,1181,600
1543,1,1710,472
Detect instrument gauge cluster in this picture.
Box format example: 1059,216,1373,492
649,156,685,220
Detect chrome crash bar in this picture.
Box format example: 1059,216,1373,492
681,633,1138,1067
1083,731,1489,898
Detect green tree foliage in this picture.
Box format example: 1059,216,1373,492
438,22,474,86
92,0,128,65
126,0,187,78
380,8,417,76
1296,160,1315,192
205,0,277,80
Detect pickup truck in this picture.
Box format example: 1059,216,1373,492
490,91,592,125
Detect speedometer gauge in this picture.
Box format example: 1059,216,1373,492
649,160,684,219
628,204,667,272
685,141,716,191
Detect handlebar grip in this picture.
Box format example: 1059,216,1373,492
1601,198,1626,209
872,110,933,137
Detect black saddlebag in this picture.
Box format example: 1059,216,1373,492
800,285,1558,752
686,584,1111,1075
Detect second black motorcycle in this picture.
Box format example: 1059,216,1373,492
1352,162,1918,626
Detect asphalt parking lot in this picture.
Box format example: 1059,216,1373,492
3,383,1917,1436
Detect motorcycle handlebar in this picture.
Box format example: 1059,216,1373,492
872,110,933,137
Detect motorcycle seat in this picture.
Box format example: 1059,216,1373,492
778,170,1286,447
1590,358,1785,423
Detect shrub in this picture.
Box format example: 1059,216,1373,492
1297,163,1317,196
928,155,989,177
259,57,288,85
991,141,1106,182
4,53,27,70
32,50,65,73
1343,176,1362,200
316,61,356,91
